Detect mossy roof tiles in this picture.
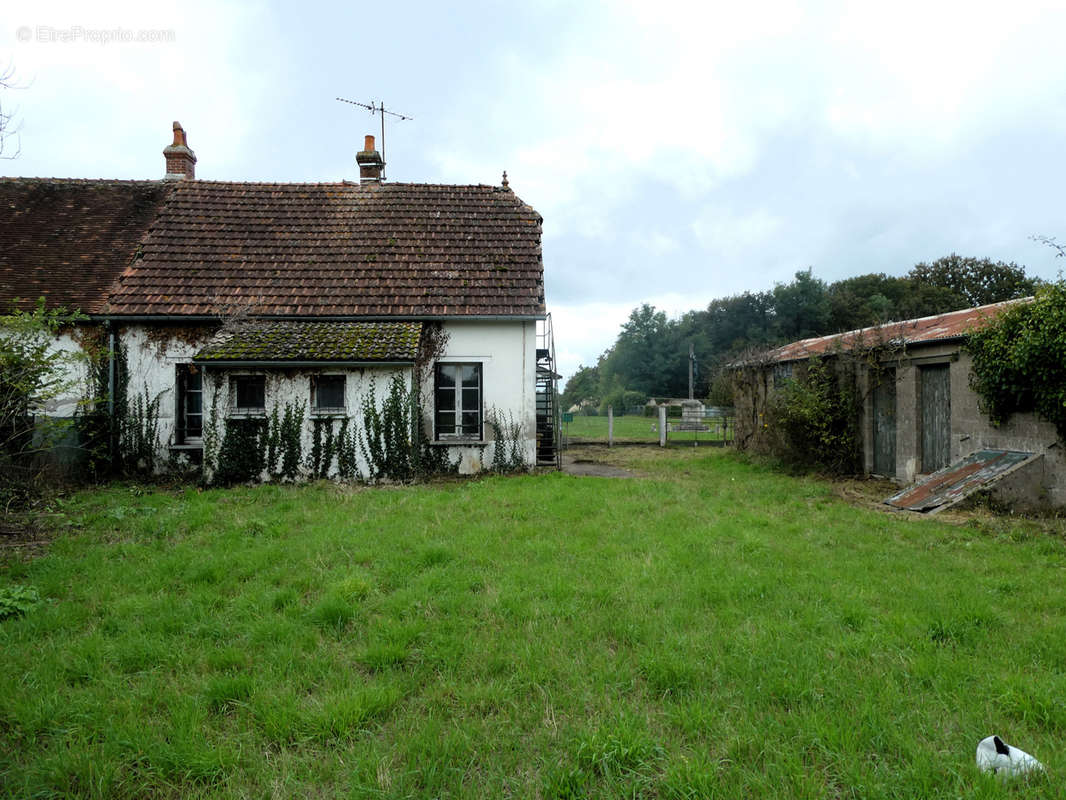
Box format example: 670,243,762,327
195,321,422,362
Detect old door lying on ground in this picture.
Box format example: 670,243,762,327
872,369,896,477
920,365,950,473
885,449,1039,513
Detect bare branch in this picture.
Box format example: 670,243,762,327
1031,235,1066,259
209,293,267,334
0,61,24,160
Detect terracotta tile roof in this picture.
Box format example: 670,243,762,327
194,320,422,363
104,180,545,317
766,298,1031,363
0,178,173,313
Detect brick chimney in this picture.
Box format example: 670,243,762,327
163,121,196,180
356,134,384,183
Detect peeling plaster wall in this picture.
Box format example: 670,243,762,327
40,330,93,418
122,324,209,449
201,363,411,481
118,319,537,479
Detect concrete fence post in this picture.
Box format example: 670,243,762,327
659,405,667,447
608,405,614,447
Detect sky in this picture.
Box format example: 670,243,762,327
4,0,1066,387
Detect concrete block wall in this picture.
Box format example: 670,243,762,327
878,344,1064,510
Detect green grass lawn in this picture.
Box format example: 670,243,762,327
564,414,732,444
2,449,1065,798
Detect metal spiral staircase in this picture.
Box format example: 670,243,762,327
536,314,561,468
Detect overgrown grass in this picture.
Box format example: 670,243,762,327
2,449,1065,797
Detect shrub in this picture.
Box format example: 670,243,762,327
968,281,1066,439
767,356,862,474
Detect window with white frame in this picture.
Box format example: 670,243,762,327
230,374,266,414
435,363,482,439
175,364,202,443
312,374,345,413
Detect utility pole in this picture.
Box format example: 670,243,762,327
688,342,695,401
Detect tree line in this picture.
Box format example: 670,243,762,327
560,254,1042,412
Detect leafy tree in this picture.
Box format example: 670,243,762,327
908,254,1040,308
771,269,831,341
560,364,600,410
894,282,970,321
704,291,774,353
598,304,671,397
571,257,1042,414
1,301,86,505
827,273,910,331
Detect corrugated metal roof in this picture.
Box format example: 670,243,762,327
766,298,1031,364
885,449,1040,513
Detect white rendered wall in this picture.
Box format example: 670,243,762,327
437,320,537,473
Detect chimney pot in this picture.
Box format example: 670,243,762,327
356,133,384,184
163,120,197,180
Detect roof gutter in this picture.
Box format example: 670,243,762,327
90,313,547,323
192,359,416,368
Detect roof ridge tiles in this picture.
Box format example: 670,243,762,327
0,176,169,186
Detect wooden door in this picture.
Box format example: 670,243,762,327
872,369,896,477
920,365,951,473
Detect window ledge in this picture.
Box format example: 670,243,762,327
430,439,488,447
311,410,347,417
228,411,266,419
169,442,203,451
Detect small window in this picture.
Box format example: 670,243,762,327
312,375,345,412
435,363,482,439
176,364,202,443
772,363,794,390
231,375,266,414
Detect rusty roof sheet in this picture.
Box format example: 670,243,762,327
885,449,1039,513
766,298,1032,363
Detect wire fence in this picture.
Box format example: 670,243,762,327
561,405,734,448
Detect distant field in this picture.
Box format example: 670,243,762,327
563,413,733,444
2,449,1065,798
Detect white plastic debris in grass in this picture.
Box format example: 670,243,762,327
976,735,1045,777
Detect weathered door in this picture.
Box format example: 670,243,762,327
872,369,896,477
920,365,951,473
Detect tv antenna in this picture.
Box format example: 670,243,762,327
336,97,412,179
